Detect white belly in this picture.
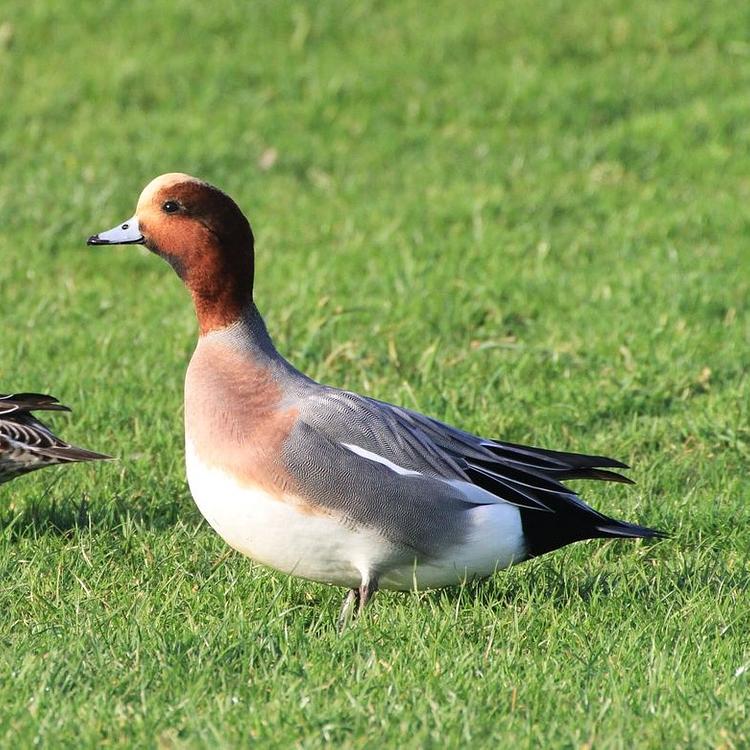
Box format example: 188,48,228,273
185,440,526,591
185,439,395,588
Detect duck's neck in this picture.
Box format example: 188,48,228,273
185,237,255,336
191,277,254,336
193,303,315,396
199,302,306,369
198,302,274,353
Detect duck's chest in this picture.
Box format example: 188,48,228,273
184,338,297,492
183,342,384,587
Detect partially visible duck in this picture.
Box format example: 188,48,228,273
89,173,664,620
0,393,110,484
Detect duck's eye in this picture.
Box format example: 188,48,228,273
162,201,180,214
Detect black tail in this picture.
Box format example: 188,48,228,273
520,504,666,558
594,520,667,540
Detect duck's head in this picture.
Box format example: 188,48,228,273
88,173,255,333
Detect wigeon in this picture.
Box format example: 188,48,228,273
0,393,110,483
88,173,664,621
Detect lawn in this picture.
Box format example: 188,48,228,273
1,0,749,746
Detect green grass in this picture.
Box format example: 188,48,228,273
1,0,749,746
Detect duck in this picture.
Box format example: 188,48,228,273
88,173,664,621
0,393,110,484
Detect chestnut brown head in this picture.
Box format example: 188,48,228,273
89,173,255,333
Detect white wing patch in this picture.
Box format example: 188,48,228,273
341,443,423,476
342,443,521,509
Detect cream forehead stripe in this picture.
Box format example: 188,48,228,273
136,172,205,211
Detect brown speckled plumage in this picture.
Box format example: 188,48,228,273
0,393,110,484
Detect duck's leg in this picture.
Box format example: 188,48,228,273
337,576,379,631
337,588,359,631
357,578,378,616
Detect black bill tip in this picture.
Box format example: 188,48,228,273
86,234,145,246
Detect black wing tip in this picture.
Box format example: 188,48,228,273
488,439,632,472
1,393,72,413
560,468,635,485
592,456,630,470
